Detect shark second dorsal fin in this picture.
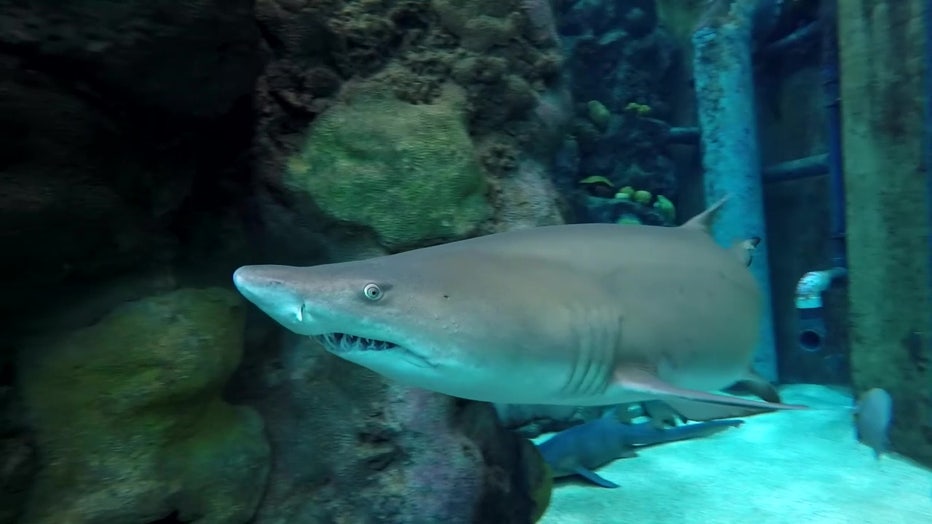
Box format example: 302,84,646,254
681,195,730,234
730,236,761,267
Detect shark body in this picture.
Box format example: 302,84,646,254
537,414,744,488
232,198,806,413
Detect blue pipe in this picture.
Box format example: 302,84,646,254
759,19,822,58
822,0,847,269
692,0,778,382
791,0,847,378
762,154,828,183
666,126,700,145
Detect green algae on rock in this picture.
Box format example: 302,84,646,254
284,84,492,250
17,288,270,524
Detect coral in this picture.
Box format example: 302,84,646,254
556,0,679,221
586,100,611,131
633,189,652,205
255,0,567,249
653,194,676,222
615,185,635,199
578,175,614,187
488,159,565,231
17,288,270,524
477,138,520,175
577,176,614,198
624,101,653,116
284,84,492,250
432,0,520,52
520,0,560,45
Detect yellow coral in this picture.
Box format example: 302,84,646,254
653,194,676,222
623,102,652,116
579,175,614,187
633,189,652,205
586,100,611,130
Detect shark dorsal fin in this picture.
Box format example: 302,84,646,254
681,195,730,234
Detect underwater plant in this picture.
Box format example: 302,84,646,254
585,99,611,131
623,101,652,116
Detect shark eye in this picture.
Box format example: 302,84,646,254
363,283,383,301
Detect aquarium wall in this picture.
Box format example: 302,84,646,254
838,0,932,468
1,1,932,523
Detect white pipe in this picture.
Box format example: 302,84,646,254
795,267,848,309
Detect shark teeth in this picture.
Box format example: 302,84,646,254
316,333,398,353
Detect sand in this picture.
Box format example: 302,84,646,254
535,384,932,524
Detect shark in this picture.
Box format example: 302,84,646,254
537,412,744,488
232,197,807,414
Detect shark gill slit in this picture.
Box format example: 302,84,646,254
561,307,614,398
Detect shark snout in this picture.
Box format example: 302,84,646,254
233,265,313,333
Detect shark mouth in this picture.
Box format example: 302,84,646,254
316,333,400,353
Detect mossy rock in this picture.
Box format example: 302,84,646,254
286,84,492,250
522,439,553,522
432,0,519,52
17,288,270,524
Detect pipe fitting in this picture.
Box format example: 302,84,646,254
797,307,827,353
795,267,847,309
794,267,846,354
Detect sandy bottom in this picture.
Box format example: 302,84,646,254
535,384,932,524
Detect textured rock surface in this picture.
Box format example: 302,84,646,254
0,353,33,524
16,288,270,524
0,1,569,522
284,85,492,249
0,1,260,117
253,0,568,261
554,0,679,224
229,333,550,524
0,0,260,315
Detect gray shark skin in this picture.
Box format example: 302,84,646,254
537,415,744,488
232,197,807,412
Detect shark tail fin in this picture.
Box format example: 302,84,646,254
730,236,762,267
681,194,730,234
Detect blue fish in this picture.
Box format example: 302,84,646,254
537,412,743,488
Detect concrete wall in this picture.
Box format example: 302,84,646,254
838,0,932,467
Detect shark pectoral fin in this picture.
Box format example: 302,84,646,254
643,399,685,427
661,398,773,422
574,467,620,488
617,448,638,459
725,369,782,404
613,368,809,411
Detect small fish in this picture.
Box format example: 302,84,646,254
854,387,893,459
